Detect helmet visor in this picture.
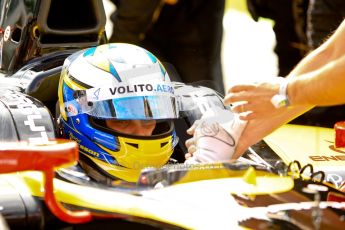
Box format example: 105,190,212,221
64,81,229,121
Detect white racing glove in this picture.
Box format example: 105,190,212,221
185,108,247,164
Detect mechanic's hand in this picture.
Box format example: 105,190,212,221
224,78,286,120
184,109,247,163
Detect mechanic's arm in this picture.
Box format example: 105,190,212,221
230,19,345,158
224,19,345,120
287,19,345,106
289,19,345,77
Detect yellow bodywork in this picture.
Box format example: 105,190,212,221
0,165,293,229
265,124,345,169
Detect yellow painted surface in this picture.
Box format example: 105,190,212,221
0,167,293,229
264,124,345,168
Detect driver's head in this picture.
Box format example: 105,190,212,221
58,43,179,183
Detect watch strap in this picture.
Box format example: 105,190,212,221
271,78,290,108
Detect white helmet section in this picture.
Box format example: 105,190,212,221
68,43,170,87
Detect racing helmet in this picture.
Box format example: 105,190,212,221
58,43,179,183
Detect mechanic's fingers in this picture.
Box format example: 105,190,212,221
238,111,257,121
231,102,268,120
232,102,265,114
231,103,248,113
223,93,243,105
227,84,256,93
223,91,256,105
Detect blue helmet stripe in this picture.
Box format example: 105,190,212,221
83,47,97,57
109,61,122,82
145,50,157,63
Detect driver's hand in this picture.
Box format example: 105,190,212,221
184,121,200,160
184,109,247,164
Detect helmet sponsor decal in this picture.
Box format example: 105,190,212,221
85,82,174,102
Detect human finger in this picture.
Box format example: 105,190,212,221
223,93,245,105
238,106,286,120
238,111,257,121
227,84,256,93
231,103,248,114
231,102,268,114
223,91,258,105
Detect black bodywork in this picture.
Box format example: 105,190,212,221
0,0,106,229
0,0,106,74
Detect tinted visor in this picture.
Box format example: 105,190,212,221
65,82,229,121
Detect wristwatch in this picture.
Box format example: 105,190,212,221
270,78,290,108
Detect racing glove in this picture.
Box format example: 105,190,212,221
185,108,247,164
